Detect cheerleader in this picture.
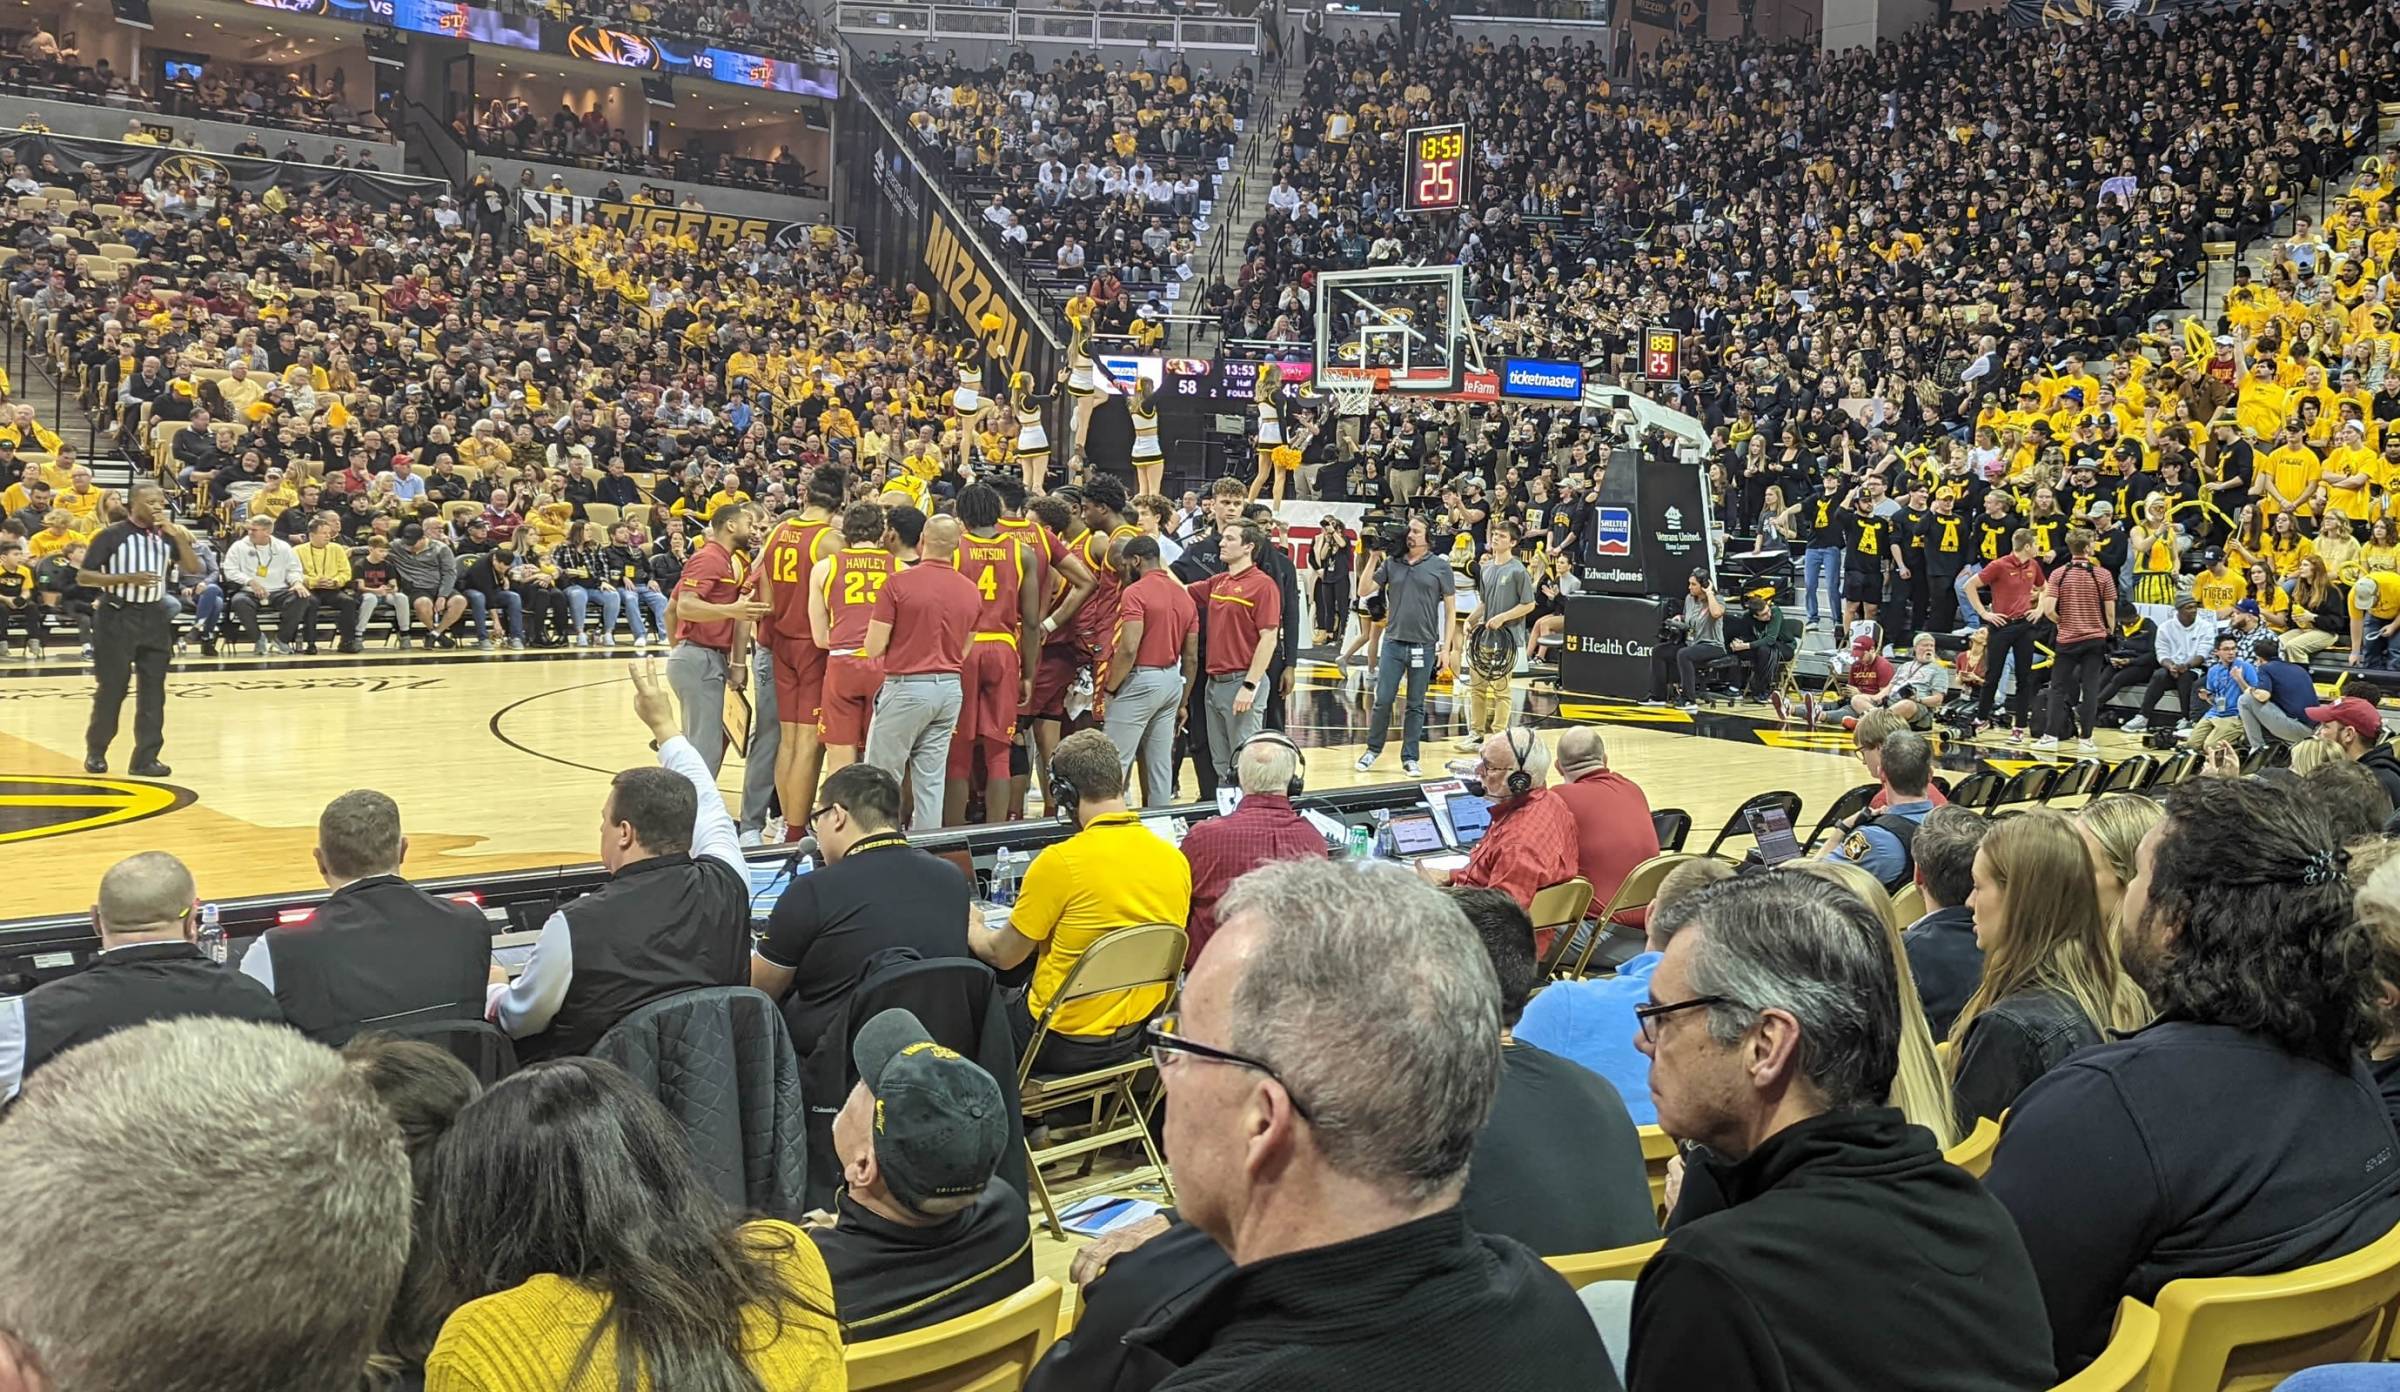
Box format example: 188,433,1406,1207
1129,375,1164,497
1063,317,1105,459
956,312,1011,474
1244,364,1289,503
1012,370,1056,494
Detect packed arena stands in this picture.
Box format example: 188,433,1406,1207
25,0,2400,1389
460,97,823,197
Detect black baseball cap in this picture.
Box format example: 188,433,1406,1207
852,1008,1007,1213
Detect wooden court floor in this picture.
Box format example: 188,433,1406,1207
0,645,2044,919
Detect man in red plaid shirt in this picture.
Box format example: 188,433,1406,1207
1179,732,1328,963
1423,726,1577,913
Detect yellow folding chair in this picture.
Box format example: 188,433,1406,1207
2148,1219,2400,1391
1638,1124,1677,1218
2054,1299,2158,1392
1017,923,1186,1238
1544,1239,1665,1290
1526,876,1593,977
845,1278,1063,1392
1943,1115,2002,1179
1551,854,1696,978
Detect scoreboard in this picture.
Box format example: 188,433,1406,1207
1402,122,1469,215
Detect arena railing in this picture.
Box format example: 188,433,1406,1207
832,4,1262,52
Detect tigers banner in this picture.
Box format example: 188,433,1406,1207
2006,0,2208,27
513,189,851,252
0,132,443,205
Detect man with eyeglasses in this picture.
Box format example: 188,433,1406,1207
750,762,975,1053
1079,857,1608,1391
1620,873,2052,1392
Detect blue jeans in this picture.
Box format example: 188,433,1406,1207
627,586,668,641
1364,639,1437,762
565,584,621,637
469,588,523,641
167,583,224,637
1953,565,1984,632
1802,547,1843,626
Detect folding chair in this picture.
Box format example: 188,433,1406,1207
2051,1299,2158,1392
2046,758,2106,806
1545,1240,1665,1290
1524,876,1592,973
1943,1114,2002,1179
1651,808,1691,853
1947,768,2004,811
1016,923,1187,1239
1547,855,1693,979
1705,790,1804,859
1804,782,1883,852
845,1278,1063,1392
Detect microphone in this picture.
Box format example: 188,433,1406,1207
781,834,819,869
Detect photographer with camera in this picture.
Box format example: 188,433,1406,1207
1646,571,1727,713
1725,586,1800,701
1354,513,1455,779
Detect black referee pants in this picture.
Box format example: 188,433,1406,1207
87,600,173,766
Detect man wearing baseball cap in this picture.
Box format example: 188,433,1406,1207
2308,690,2400,806
815,1008,1032,1338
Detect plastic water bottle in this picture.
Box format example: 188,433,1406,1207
197,902,225,964
1346,825,1372,861
990,848,1020,908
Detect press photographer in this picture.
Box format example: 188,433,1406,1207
1646,570,1726,712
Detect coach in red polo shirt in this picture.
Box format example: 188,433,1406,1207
666,503,766,773
1189,521,1282,786
1969,526,2046,738
1105,536,1199,808
863,516,980,831
1549,726,1659,931
1424,725,1577,913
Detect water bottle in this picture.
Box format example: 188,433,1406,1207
1346,825,1372,861
990,847,1019,908
197,902,225,965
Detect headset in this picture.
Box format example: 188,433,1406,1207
1504,728,1539,799
1236,729,1306,798
1050,766,1082,824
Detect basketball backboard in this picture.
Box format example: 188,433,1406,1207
1312,264,1469,400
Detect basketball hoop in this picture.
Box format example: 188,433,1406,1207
1320,370,1377,418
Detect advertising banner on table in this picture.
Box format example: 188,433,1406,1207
515,189,849,251
0,132,444,205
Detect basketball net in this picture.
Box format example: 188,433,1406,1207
1320,370,1377,418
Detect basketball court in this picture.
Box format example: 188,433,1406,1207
0,644,1906,919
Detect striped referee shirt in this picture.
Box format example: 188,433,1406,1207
80,520,176,605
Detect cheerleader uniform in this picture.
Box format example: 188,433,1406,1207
1015,400,1050,470
1132,396,1162,465
952,350,982,414
2131,530,2180,606
1255,394,1283,469
1065,346,1098,399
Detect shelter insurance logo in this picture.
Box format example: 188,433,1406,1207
1595,507,1634,557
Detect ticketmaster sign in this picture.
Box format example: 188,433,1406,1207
1500,358,1585,401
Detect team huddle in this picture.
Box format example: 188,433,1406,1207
664,467,1280,837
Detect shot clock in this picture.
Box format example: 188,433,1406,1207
1402,122,1470,215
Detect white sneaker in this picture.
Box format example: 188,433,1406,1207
1401,759,1422,777
601,633,616,648
479,638,496,650
738,827,765,848
1679,701,1701,714
1354,752,1377,772
1453,733,1480,750
507,637,526,650
2173,721,2193,736
763,813,787,844
2076,739,2099,755
2121,715,2149,733
574,633,590,648
2031,735,2060,751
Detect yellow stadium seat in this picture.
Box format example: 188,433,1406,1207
1638,1125,1677,1218
1545,1239,1665,1290
1890,881,1926,923
1550,853,1694,977
845,1277,1062,1392
1526,876,1593,976
2055,1299,2159,1392
585,502,621,531
1944,1115,2002,1179
2148,1219,2400,1391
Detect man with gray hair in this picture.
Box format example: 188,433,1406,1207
1625,874,2051,1390
0,850,281,1101
0,1017,412,1391
1133,858,1610,1388
1423,725,1578,912
238,788,493,1045
1178,730,1329,961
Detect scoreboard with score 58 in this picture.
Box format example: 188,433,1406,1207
1402,122,1469,215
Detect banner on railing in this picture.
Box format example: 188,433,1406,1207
1627,0,1705,33
0,132,444,204
515,189,851,250
2005,0,2209,24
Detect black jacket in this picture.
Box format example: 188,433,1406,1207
1952,987,2105,1131
1131,1208,1611,1391
1630,1109,2052,1392
1987,1020,2400,1372
1902,905,1982,1039
1029,1221,1230,1392
257,874,491,1045
15,941,284,1094
2360,742,2400,808
814,1181,1034,1339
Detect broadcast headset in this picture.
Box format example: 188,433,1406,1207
1050,765,1082,824
1503,727,1539,799
1235,729,1307,798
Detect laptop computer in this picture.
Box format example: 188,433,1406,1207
1747,805,1805,866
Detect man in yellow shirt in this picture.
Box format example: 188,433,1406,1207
968,729,1190,1072
293,513,361,654
2192,552,2247,617
54,465,110,529
2256,425,2323,516
2323,421,2383,521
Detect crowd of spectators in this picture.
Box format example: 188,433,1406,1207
487,0,831,66
0,29,391,142
866,46,1250,316
458,96,823,197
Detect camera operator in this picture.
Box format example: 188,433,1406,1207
1353,513,1453,778
1724,586,1800,701
1647,570,1726,712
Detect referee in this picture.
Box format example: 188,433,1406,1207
80,482,198,778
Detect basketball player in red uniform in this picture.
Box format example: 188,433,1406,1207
1071,474,1143,714
990,476,1091,814
753,467,844,841
805,502,893,776
943,481,1043,825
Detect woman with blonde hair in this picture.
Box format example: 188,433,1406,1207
2074,793,2165,934
1785,859,1960,1148
1950,809,2152,1127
